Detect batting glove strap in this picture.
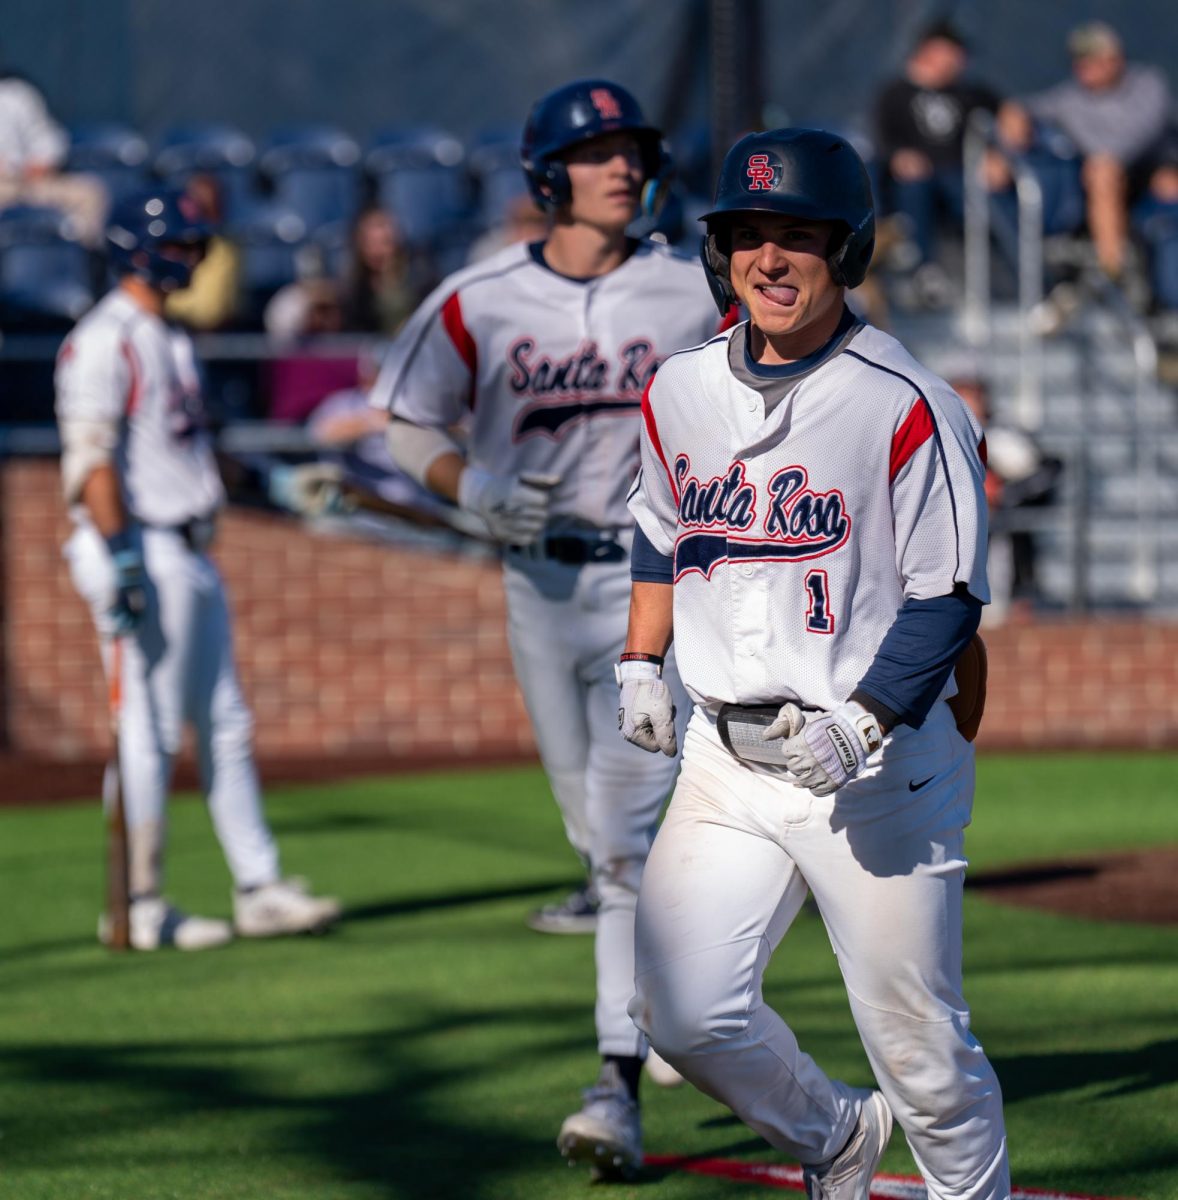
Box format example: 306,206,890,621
616,660,677,757
458,466,556,545
108,544,148,635
780,701,883,796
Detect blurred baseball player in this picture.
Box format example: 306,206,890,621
620,129,1010,1199
56,188,341,951
375,79,730,1177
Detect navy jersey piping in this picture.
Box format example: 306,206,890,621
382,255,535,406
843,348,964,583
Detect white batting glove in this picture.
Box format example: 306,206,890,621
616,659,677,757
268,463,354,518
458,467,559,545
768,701,884,796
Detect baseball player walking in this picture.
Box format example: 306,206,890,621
56,189,341,951
620,130,1010,1199
375,80,729,1177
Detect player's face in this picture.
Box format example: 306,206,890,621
727,213,844,361
563,132,644,231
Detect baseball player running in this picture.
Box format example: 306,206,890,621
56,188,341,951
619,129,1010,1199
375,80,729,1177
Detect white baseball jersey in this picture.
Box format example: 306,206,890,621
630,320,989,712
55,289,225,528
372,239,730,528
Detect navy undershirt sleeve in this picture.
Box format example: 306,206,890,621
631,524,674,584
851,587,983,730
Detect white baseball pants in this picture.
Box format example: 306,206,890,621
503,547,687,1057
66,524,279,896
630,704,1010,1199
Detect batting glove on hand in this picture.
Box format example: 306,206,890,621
458,467,559,545
268,463,354,518
616,659,677,757
767,701,884,796
105,532,147,636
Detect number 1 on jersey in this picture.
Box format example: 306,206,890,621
805,569,834,634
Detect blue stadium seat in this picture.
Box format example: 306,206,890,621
65,123,151,203
468,129,526,229
259,125,363,233
366,127,473,247
0,206,95,328
235,210,311,320
154,123,259,226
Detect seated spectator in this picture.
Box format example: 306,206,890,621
951,369,1062,625
165,173,242,330
998,22,1172,282
0,60,108,246
264,273,357,423
339,207,430,334
873,20,1008,306
307,347,456,521
466,192,550,264
1132,129,1178,312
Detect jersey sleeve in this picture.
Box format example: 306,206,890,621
888,390,990,604
54,323,132,425
369,282,477,429
626,376,679,557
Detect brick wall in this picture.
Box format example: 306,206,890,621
2,459,1176,766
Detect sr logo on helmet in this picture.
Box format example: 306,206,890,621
745,153,781,191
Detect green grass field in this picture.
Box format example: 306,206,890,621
2,754,1176,1200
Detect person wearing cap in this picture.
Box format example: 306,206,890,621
998,21,1172,280
874,20,1008,306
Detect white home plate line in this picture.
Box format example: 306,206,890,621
643,1155,1134,1200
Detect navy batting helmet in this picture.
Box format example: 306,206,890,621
520,79,670,215
106,188,212,292
699,128,875,312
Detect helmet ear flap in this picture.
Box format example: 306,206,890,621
700,230,737,316
526,158,572,212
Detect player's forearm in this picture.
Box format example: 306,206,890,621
79,464,129,539
624,581,674,658
423,452,466,504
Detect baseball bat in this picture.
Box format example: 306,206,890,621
103,637,131,951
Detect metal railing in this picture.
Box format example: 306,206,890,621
961,109,1169,609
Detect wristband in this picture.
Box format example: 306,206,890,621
619,652,664,666
104,529,134,556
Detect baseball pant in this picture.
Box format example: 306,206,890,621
503,546,687,1056
66,524,280,895
630,704,1010,1200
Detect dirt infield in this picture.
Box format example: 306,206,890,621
5,752,1175,926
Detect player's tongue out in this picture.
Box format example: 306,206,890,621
759,284,799,306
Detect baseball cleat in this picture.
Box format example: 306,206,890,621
557,1061,642,1181
233,878,342,937
526,881,599,934
644,1047,684,1088
99,895,234,951
802,1089,892,1200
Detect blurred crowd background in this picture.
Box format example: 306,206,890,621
3,0,1178,618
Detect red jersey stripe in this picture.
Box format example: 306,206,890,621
641,379,678,505
120,341,142,417
889,396,934,483
440,292,478,407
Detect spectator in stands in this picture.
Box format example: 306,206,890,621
950,368,1062,625
165,173,242,331
339,206,430,335
998,21,1172,283
307,346,456,521
0,58,107,246
1132,129,1178,313
466,192,550,264
873,20,1007,307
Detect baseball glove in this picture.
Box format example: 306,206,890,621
947,633,988,742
